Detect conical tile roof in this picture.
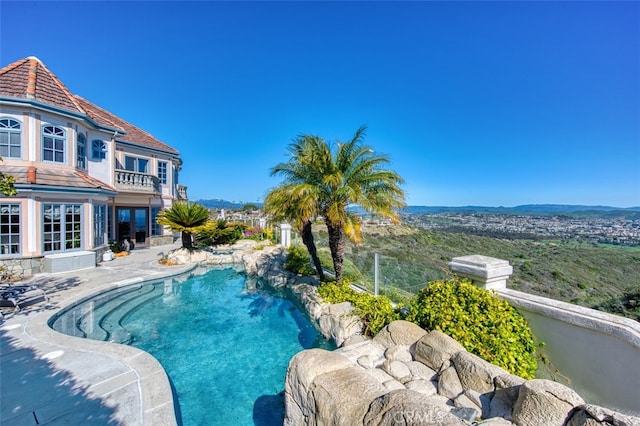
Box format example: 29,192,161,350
0,56,179,155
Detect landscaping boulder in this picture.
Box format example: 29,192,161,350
438,365,464,400
452,351,509,394
512,379,585,426
385,345,413,363
364,389,466,426
318,301,364,347
489,374,526,420
414,330,466,372
405,379,438,396
284,349,354,425
308,366,387,425
565,404,640,426
383,359,412,383
373,320,427,352
406,360,438,381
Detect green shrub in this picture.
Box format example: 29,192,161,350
285,245,315,276
194,219,246,247
407,277,538,379
318,282,398,336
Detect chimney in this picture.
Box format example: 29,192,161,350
27,166,37,184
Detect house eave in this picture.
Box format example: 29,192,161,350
12,184,118,197
0,96,124,137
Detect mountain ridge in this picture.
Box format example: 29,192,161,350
195,199,640,216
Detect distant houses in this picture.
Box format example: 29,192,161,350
0,56,186,275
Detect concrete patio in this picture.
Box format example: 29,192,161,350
1,243,194,425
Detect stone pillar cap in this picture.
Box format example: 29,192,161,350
448,255,513,281
450,255,510,268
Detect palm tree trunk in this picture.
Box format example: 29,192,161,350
301,220,325,281
182,231,193,251
326,220,345,285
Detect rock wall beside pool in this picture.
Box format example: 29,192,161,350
284,320,640,426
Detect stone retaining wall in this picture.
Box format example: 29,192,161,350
0,256,43,280
285,320,640,426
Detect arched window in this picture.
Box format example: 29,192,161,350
77,133,87,169
0,118,22,159
42,125,65,163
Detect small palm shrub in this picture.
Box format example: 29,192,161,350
318,282,398,336
407,277,538,379
157,202,210,250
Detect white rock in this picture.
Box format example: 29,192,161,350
405,379,438,396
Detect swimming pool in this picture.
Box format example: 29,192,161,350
49,267,333,425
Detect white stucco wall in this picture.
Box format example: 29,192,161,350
498,288,640,416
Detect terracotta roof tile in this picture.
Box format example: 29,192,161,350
0,57,179,155
5,166,117,192
74,96,178,154
0,57,84,113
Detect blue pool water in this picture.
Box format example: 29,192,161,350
50,267,333,425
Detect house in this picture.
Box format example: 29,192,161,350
0,56,186,276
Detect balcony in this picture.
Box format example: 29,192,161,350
115,170,160,193
177,184,188,200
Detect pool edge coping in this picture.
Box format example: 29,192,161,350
20,263,198,425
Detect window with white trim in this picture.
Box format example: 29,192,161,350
43,203,82,253
92,140,106,160
0,204,20,255
77,133,87,169
42,125,65,163
0,118,22,159
151,207,162,236
158,161,168,184
124,156,149,173
94,204,107,247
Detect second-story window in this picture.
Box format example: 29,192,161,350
92,140,106,160
77,133,87,169
124,156,149,173
158,161,168,184
0,118,22,159
42,125,65,163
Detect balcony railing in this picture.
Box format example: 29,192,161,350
177,184,188,200
115,170,160,193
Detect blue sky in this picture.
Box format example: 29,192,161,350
2,1,639,207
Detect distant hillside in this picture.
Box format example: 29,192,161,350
196,199,262,210
402,204,640,219
312,224,640,321
197,199,640,219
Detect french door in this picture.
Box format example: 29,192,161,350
116,207,149,247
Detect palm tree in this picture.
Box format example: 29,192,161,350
263,182,326,281
157,201,210,250
319,126,406,284
269,126,406,284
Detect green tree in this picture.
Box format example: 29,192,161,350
270,126,406,284
0,157,17,196
157,202,210,250
264,179,326,281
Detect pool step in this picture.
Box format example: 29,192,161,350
74,285,158,341
98,284,163,344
